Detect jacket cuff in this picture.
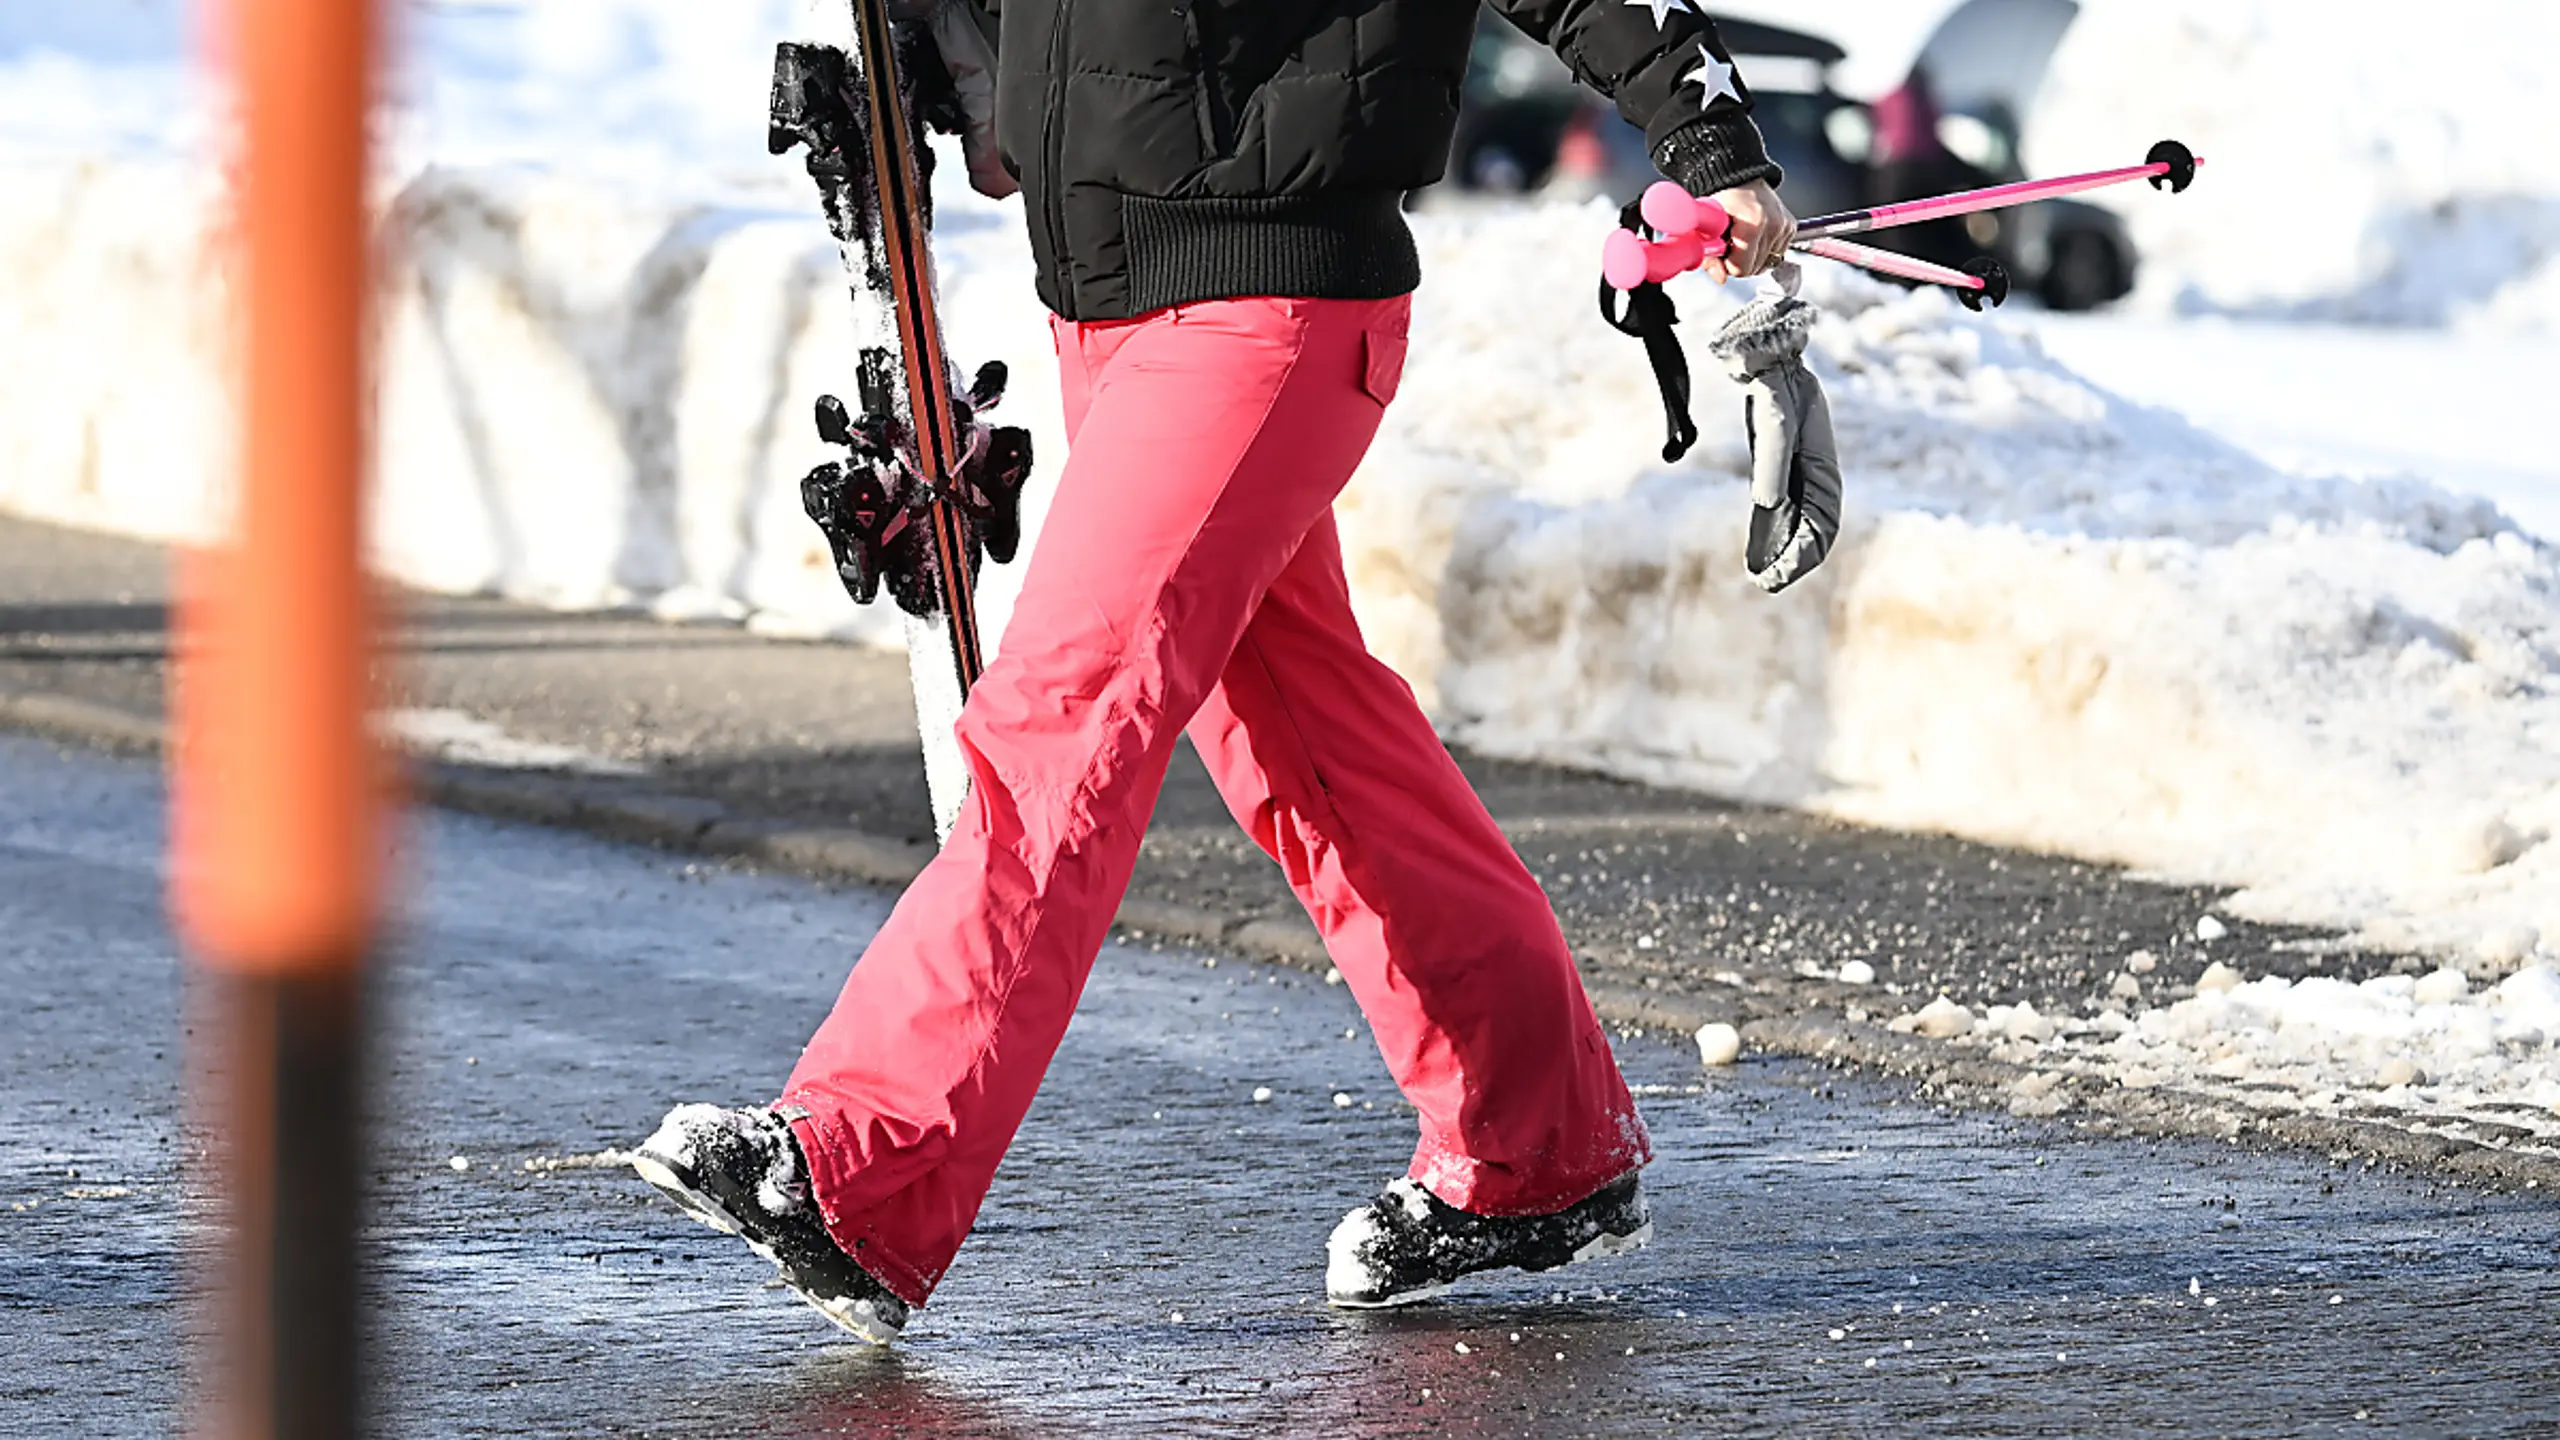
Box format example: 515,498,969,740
1652,114,1783,197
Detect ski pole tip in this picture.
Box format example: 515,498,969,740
1957,257,2011,311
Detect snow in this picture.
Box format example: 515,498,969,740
1890,997,1976,1040
1965,963,2560,1157
6,0,2559,1123
1323,1202,1388,1300
2030,1,2560,331
2019,313,2560,545
1694,1023,1742,1067
1368,222,2558,965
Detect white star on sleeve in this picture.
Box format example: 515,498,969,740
1677,46,1741,108
1624,0,1698,27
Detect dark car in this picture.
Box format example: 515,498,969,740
1442,0,2135,310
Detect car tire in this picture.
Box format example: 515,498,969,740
2039,231,2126,312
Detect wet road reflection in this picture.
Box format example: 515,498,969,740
3,734,2556,1437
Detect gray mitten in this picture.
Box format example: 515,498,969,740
1707,295,1842,594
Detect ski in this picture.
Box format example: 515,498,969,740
769,8,1031,840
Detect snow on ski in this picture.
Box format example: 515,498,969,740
768,2,1030,841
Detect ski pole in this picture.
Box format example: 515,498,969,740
1602,140,2201,307
1795,235,2010,309
1794,139,2200,243
1606,186,2008,307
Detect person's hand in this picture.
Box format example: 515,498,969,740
1701,177,1796,283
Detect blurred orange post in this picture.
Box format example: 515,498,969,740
176,0,382,1435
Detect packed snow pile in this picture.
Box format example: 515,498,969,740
0,151,1064,651
1925,961,2560,1156
2031,0,2560,330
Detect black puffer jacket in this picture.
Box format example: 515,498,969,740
984,0,1778,319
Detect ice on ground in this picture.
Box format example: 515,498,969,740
379,708,645,775
521,1149,636,1173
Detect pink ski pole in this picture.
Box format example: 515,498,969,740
1794,236,2009,308
1795,140,2201,243
1602,140,2200,309
1606,181,2014,309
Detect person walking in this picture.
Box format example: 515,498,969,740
633,0,1797,1343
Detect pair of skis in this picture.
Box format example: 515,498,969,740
769,4,1028,839
1602,140,2202,460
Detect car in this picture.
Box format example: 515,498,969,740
1440,0,2136,311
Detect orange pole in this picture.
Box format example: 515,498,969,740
178,0,379,967
178,0,381,1434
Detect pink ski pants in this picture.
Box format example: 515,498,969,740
779,294,1648,1306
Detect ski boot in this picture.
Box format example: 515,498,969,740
1325,1171,1653,1308
630,1104,910,1343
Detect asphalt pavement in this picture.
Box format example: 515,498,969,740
6,732,2559,1437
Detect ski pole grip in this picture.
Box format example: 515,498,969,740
1601,184,1730,292
1640,181,1727,246
1602,229,1711,290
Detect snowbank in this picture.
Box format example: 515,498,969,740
2,2,2554,978
2031,0,2560,330
0,152,1062,650
1355,208,2559,968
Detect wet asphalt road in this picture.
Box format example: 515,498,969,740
6,732,2560,1438
0,512,2380,1046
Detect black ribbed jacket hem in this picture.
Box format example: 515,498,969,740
1109,191,1420,319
